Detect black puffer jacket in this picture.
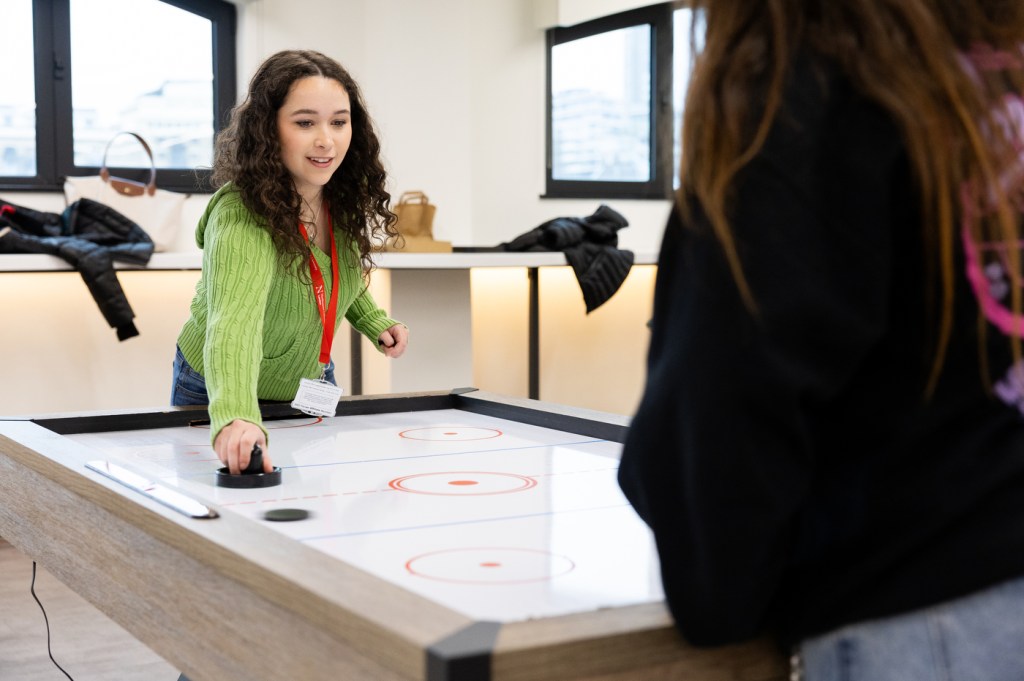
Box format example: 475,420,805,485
0,198,154,340
501,205,634,312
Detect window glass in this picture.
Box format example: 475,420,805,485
0,0,37,177
69,0,214,170
551,24,651,183
672,7,696,189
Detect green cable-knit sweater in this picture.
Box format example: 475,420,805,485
176,184,400,441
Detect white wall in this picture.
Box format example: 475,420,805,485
533,0,662,29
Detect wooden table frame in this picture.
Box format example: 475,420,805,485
0,389,785,681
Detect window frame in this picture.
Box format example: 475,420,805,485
1,0,236,194
544,3,674,201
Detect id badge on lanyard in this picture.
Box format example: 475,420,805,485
291,216,344,417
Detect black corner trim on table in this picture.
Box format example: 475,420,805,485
29,390,472,435
27,388,629,445
426,620,501,681
31,405,214,435
454,392,629,444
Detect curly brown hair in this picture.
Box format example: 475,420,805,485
211,50,397,278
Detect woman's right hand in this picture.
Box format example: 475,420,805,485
214,419,270,474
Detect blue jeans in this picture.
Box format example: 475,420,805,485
798,574,1024,681
170,345,336,407
170,346,209,406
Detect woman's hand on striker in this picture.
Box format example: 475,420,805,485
214,419,270,474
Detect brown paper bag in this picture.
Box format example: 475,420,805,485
393,191,436,238
387,191,451,252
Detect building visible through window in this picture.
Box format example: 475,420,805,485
545,3,697,200
0,0,235,193
0,0,37,177
69,0,214,172
551,24,651,183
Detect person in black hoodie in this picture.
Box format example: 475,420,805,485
617,2,1024,680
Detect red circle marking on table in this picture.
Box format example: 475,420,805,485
389,472,537,496
398,426,502,441
405,547,575,584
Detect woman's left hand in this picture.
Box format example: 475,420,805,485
378,324,408,358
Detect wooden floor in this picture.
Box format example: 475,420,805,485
0,541,178,681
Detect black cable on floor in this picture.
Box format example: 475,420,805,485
30,561,75,680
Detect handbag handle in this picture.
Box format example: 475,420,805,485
397,190,429,205
99,131,158,197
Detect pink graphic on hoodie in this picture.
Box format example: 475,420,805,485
958,45,1024,411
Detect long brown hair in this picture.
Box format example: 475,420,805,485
681,0,1024,393
211,50,397,278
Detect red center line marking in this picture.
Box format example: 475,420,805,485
251,476,539,506
222,468,614,506
226,475,536,507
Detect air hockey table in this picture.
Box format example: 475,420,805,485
0,389,785,681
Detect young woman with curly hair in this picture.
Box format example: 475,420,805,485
171,50,407,475
618,1,1024,679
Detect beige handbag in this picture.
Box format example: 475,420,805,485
387,190,451,252
63,132,187,252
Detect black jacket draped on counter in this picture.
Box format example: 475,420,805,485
0,198,154,340
617,55,1024,648
501,205,634,312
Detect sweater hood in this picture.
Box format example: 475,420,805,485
196,184,244,249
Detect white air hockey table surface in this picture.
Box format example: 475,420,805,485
0,389,785,681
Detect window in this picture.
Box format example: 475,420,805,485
2,0,38,179
0,0,236,193
545,3,695,200
672,7,698,191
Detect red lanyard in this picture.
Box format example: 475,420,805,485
298,211,339,365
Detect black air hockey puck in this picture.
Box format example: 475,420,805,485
216,466,282,488
263,508,309,522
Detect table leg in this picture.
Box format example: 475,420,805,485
528,267,539,400
350,327,363,396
